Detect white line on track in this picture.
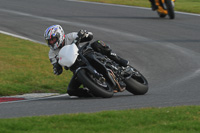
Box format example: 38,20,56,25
65,0,200,17
0,8,146,43
0,0,199,43
0,6,200,60
0,30,46,45
0,94,69,104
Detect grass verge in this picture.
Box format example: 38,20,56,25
82,0,200,14
0,34,72,96
0,106,200,132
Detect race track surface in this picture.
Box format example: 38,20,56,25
0,0,200,118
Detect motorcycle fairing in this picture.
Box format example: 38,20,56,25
156,0,175,14
58,43,79,67
156,0,168,14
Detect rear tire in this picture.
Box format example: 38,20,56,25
77,69,114,98
158,12,167,18
124,68,148,95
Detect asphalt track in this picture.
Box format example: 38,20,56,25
0,0,200,118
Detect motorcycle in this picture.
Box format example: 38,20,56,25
58,37,149,98
155,0,175,19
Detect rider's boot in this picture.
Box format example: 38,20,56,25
108,52,133,77
108,52,129,67
150,0,158,11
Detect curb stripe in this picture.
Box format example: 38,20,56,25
0,98,25,103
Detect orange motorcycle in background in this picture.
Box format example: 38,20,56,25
155,0,176,19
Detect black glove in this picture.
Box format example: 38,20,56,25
78,30,87,39
53,63,63,75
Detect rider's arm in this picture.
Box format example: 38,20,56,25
65,32,79,45
49,49,63,75
65,31,93,45
49,48,59,64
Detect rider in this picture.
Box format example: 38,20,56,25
149,0,158,11
44,25,129,97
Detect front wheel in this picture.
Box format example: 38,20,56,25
77,69,114,98
124,68,148,95
165,0,175,19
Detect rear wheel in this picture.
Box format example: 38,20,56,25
158,12,167,18
124,68,148,95
77,69,114,98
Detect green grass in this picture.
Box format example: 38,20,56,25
0,34,72,96
82,0,200,14
0,106,200,132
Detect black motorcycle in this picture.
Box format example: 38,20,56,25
58,37,148,98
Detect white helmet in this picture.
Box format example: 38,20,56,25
44,25,65,50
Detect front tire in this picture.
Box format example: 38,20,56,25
165,0,175,19
77,69,114,98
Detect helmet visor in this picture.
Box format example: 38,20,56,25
46,37,58,47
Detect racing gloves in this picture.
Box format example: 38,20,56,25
53,63,63,75
78,30,87,39
78,30,93,42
